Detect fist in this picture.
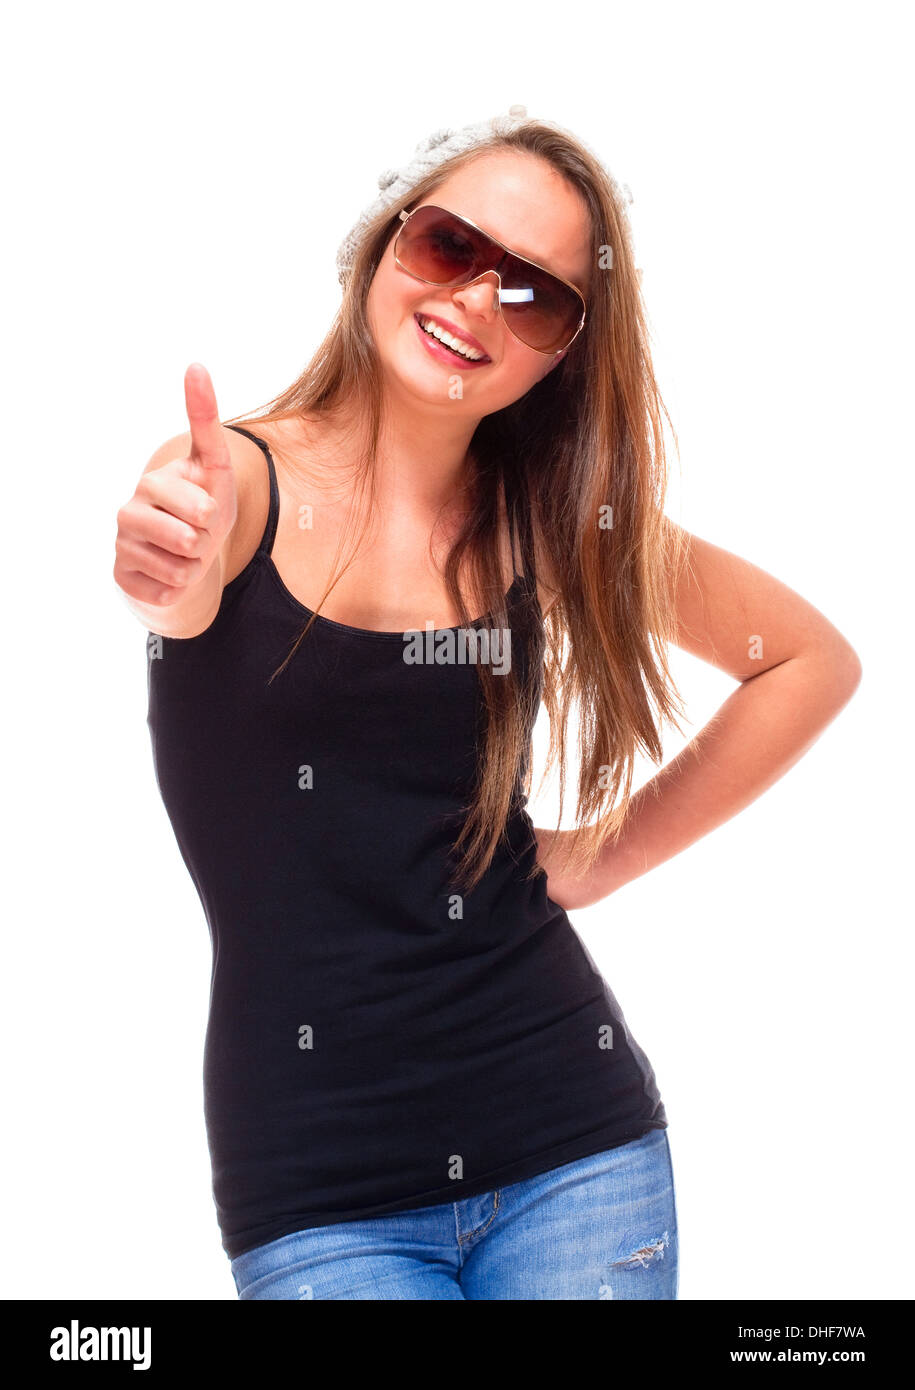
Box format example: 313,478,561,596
114,364,238,607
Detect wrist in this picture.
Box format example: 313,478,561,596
533,827,615,911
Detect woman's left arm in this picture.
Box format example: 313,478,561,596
534,527,863,911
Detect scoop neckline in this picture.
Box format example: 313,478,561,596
262,552,522,641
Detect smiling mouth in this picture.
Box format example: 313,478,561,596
414,313,492,364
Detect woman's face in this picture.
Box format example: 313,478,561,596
366,150,592,417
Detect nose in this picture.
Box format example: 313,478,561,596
451,270,502,322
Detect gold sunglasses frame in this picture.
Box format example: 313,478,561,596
394,203,587,357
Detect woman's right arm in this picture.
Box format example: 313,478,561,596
113,364,239,639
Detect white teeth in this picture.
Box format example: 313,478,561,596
418,316,486,361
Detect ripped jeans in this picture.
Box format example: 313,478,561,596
229,1126,679,1300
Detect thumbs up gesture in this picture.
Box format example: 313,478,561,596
114,364,238,611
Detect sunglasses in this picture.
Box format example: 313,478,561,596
393,203,587,356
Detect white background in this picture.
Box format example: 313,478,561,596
3,0,911,1300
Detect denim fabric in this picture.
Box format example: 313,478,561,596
229,1126,678,1300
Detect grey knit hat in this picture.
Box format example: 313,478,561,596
334,104,635,288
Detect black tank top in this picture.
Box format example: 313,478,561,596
145,424,667,1259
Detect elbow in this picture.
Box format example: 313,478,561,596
825,635,863,705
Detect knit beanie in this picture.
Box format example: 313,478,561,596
334,104,634,288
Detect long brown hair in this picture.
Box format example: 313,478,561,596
223,117,689,893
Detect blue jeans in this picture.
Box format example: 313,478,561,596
229,1127,678,1300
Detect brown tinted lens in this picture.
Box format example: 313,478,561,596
397,205,486,284
497,259,584,352
397,206,583,352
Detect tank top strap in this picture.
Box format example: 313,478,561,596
224,423,280,557
224,425,537,608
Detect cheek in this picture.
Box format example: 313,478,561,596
368,265,415,339
501,337,547,389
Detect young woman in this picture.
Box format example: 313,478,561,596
114,109,861,1300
